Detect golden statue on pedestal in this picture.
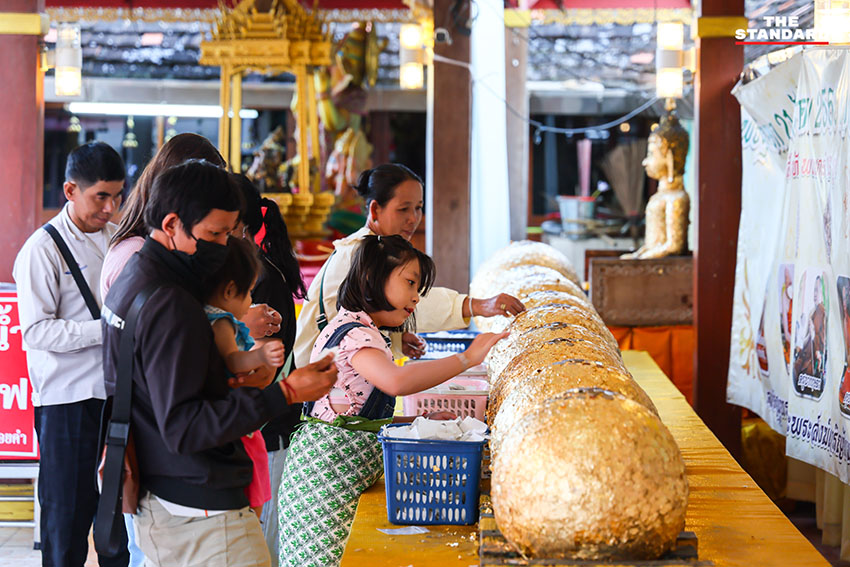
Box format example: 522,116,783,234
622,100,690,260
246,126,287,193
317,22,386,203
200,0,337,237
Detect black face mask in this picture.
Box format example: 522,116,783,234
171,235,230,281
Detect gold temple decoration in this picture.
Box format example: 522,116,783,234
200,0,336,237
200,0,330,185
46,5,688,25
402,0,433,24
622,98,690,260
46,7,416,24
0,13,50,35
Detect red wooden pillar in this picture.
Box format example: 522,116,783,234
0,0,44,282
368,111,391,167
693,4,745,459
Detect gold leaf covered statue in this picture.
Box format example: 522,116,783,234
246,126,287,193
317,22,386,203
622,100,690,259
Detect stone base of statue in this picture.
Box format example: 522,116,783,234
588,256,693,327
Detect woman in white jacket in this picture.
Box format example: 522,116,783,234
294,163,524,368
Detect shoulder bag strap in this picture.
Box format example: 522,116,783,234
315,250,337,332
302,321,365,417
42,223,101,320
94,283,159,556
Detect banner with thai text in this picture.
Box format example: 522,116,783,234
728,48,850,483
728,53,801,436
0,291,38,459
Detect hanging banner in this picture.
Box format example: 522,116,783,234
728,49,850,483
728,53,801,435
0,291,38,460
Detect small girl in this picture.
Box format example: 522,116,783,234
204,237,286,517
277,235,506,567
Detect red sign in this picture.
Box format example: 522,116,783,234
0,292,38,460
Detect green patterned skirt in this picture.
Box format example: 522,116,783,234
277,420,384,567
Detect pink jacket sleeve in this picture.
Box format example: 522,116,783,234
100,236,145,299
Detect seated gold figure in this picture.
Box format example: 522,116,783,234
622,104,690,260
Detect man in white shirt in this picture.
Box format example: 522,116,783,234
13,142,127,567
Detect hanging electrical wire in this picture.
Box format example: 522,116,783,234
431,52,661,142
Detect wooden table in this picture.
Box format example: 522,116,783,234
340,351,830,567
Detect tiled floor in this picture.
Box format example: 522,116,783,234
0,527,98,567
787,502,850,567
0,527,40,567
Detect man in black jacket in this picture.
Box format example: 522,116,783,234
102,160,336,567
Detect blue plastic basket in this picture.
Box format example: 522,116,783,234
378,424,485,525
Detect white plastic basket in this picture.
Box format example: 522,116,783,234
402,377,489,419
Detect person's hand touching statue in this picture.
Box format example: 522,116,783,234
467,294,525,318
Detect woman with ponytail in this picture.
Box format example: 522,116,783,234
100,133,283,341
293,163,525,369
231,174,305,567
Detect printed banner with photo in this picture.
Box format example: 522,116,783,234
728,49,850,484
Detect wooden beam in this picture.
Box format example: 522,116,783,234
693,0,743,459
428,0,471,292
368,111,391,167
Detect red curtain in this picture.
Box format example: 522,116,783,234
610,325,694,405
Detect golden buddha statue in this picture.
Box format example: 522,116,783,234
317,22,385,203
622,101,690,259
246,126,287,193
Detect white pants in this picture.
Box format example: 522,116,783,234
259,447,288,567
135,493,271,567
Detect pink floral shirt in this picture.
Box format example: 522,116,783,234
309,309,393,421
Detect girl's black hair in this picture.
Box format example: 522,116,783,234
338,235,436,331
204,236,262,299
232,174,307,299
353,163,423,207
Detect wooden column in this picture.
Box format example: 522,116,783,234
505,27,528,242
427,0,471,292
368,111,391,167
0,0,44,282
693,2,744,459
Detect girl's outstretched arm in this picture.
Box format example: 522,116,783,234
212,319,285,375
349,332,507,397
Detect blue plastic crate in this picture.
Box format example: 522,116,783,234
419,330,479,359
378,424,485,525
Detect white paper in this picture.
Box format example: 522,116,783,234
382,417,488,442
377,526,430,535
317,346,339,362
